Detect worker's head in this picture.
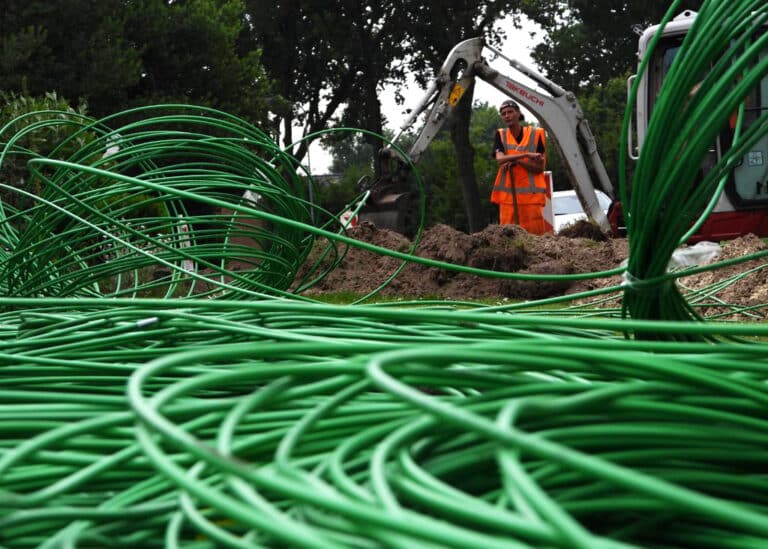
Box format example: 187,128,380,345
499,100,524,123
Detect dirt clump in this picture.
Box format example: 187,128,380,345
557,219,610,242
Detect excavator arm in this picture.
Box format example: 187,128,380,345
375,37,614,233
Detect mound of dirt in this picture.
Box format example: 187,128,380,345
298,222,767,318
678,233,768,318
301,222,628,300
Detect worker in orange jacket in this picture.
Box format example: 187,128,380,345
490,100,549,234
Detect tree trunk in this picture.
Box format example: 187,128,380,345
364,90,384,178
282,117,294,154
450,85,486,233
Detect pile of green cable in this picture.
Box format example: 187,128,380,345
0,104,336,300
0,299,766,547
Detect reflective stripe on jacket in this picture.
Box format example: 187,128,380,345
490,126,547,205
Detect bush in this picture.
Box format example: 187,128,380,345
0,89,92,211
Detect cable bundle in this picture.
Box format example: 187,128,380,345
621,0,768,331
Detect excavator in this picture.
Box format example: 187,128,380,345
358,10,768,242
358,35,614,236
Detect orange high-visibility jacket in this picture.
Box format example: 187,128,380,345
490,126,547,205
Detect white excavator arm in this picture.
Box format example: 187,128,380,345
384,37,614,232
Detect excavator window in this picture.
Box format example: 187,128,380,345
648,33,768,208
726,48,768,207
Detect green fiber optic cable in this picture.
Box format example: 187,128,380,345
0,301,765,545
0,2,767,544
621,0,768,332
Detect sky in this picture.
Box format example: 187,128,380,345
303,15,543,174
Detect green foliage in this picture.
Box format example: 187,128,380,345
469,102,503,223
0,1,141,113
314,169,367,218
418,138,462,228
0,90,90,157
0,90,92,208
578,75,635,188
313,134,374,217
0,0,276,125
521,1,705,92
126,0,276,125
328,135,376,175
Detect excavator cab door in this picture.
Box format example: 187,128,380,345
727,49,768,208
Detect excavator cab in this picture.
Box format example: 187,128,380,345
630,10,768,241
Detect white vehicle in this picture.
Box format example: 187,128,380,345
552,189,612,234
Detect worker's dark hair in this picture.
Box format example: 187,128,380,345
499,99,524,120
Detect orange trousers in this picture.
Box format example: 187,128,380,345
498,203,549,235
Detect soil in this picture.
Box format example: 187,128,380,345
299,220,768,319
677,233,768,318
